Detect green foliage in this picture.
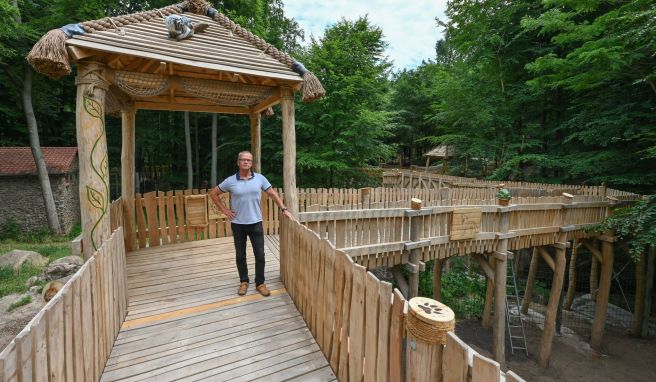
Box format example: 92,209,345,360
295,17,396,187
597,195,656,261
0,263,42,298
496,188,511,200
7,294,32,312
418,259,487,319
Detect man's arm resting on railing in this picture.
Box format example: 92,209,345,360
264,187,294,219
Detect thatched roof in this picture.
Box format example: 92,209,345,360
27,0,324,105
424,145,453,159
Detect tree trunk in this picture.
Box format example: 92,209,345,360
23,66,61,233
211,114,217,187
185,111,192,189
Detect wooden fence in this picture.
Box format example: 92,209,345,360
0,228,128,382
383,169,641,200
298,199,610,269
279,216,525,381
118,187,617,251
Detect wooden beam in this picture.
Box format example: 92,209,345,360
473,254,495,282
538,247,556,272
493,208,509,367
67,46,95,62
433,258,444,301
134,101,250,114
281,86,298,216
250,113,261,172
582,240,603,263
521,247,540,314
408,199,423,299
251,89,281,113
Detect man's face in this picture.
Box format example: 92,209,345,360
237,153,253,172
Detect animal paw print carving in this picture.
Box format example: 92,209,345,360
418,302,443,315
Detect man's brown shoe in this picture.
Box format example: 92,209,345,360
256,284,271,297
238,282,249,296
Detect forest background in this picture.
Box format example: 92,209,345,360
1,0,654,196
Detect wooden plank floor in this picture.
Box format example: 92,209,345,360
101,236,336,382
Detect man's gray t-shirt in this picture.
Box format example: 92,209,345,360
218,172,272,225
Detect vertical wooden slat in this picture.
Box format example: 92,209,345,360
80,265,94,382
175,191,187,242
389,289,405,382
46,301,65,382
349,264,366,382
472,353,500,382
0,342,17,382
72,276,84,382
134,193,147,249
322,239,336,358
338,253,354,382
364,272,380,382
376,282,393,382
32,312,47,382
443,332,468,382
157,191,169,244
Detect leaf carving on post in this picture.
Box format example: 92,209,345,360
83,96,103,119
87,185,105,211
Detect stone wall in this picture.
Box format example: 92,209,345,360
0,164,80,235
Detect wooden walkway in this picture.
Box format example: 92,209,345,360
100,236,335,381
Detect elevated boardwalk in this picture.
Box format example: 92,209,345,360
101,236,335,381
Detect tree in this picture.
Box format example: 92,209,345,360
295,17,396,187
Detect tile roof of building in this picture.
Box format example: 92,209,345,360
0,147,78,176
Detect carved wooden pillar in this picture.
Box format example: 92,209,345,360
75,61,110,259
121,103,136,251
280,86,298,216
250,113,261,172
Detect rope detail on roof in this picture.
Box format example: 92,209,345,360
181,78,274,106
114,72,169,97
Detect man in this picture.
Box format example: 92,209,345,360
209,151,292,296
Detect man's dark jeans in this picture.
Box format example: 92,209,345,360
231,222,265,286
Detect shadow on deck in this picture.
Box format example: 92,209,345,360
101,237,335,381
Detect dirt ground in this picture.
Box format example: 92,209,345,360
0,291,45,351
456,320,656,381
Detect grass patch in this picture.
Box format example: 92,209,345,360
7,294,32,312
0,224,79,298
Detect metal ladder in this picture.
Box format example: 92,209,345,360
505,258,529,355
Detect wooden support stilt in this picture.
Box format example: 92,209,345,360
538,236,566,367
482,275,494,329
75,61,110,259
250,113,261,172
564,240,580,310
121,104,136,251
642,246,655,337
632,250,646,335
433,258,444,301
280,86,298,216
590,237,614,350
522,247,539,314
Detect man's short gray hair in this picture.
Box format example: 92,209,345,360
237,151,253,159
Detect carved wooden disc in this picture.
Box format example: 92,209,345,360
408,297,455,325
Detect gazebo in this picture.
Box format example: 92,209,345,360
28,0,324,258
423,144,453,173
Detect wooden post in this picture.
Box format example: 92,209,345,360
632,250,646,336
493,203,509,367
76,61,110,259
250,113,261,172
409,198,423,298
565,240,580,310
482,255,495,329
590,237,614,350
538,241,566,367
360,187,371,209
121,104,136,251
642,246,655,337
433,258,443,301
406,297,455,382
280,87,298,216
591,199,616,350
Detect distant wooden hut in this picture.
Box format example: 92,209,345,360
423,145,453,173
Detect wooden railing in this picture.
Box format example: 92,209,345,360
0,228,128,382
383,169,641,200
298,199,611,268
279,217,525,381
119,187,619,251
